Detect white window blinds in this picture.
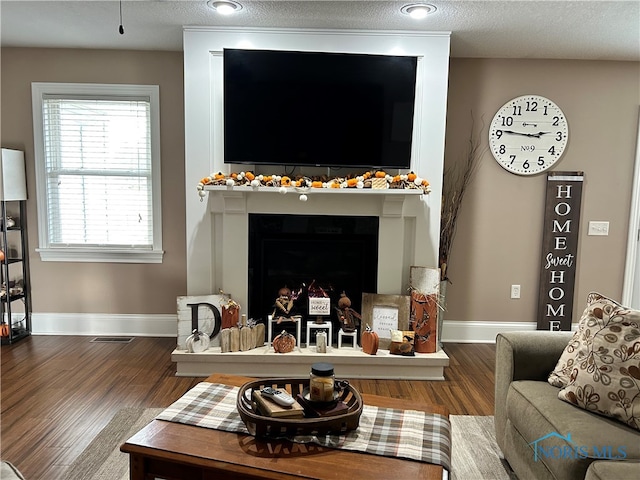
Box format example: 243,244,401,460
42,95,153,248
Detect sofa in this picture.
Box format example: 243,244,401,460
495,330,640,480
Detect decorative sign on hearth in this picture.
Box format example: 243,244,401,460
307,279,331,317
373,305,399,333
176,294,224,349
536,172,584,331
362,293,410,349
309,297,331,316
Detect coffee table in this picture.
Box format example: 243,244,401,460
121,373,449,480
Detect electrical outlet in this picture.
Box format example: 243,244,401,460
511,285,521,299
588,221,610,236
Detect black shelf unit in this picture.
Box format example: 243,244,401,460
1,200,31,344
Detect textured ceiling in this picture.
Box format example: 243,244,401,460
0,1,638,60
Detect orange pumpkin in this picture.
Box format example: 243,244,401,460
0,250,4,262
361,324,379,355
407,172,417,182
311,181,323,188
245,171,255,181
1,322,10,337
281,176,291,186
346,178,358,187
272,330,296,353
374,170,386,178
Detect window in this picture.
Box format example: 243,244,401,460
32,83,163,263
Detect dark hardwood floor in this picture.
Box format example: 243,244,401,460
0,336,495,479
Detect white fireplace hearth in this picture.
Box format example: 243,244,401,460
172,345,449,379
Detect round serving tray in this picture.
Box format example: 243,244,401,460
237,378,363,438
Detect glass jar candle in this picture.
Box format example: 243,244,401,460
309,362,335,402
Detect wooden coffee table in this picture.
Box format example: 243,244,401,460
121,373,449,480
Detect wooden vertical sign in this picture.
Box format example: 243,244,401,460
537,172,584,330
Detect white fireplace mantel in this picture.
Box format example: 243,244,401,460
184,27,450,305
205,185,426,217
203,185,434,313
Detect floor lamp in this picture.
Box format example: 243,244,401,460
0,148,28,202
1,148,29,343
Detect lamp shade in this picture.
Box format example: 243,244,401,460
0,148,27,201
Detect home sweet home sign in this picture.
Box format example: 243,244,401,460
536,172,584,330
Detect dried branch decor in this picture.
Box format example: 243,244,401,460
439,115,487,282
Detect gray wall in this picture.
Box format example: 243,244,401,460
1,48,639,326
1,48,186,314
445,58,639,324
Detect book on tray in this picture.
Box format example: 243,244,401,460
252,390,305,418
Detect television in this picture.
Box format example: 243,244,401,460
223,48,418,169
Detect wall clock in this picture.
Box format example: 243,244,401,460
489,95,569,175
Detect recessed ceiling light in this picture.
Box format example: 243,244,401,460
207,0,243,15
401,3,437,19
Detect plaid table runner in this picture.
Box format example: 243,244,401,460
156,382,451,471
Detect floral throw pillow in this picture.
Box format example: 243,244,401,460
553,293,640,430
548,292,622,388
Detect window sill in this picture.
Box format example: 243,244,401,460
36,248,164,263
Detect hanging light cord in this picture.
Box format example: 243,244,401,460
118,1,125,35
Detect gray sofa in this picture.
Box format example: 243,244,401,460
495,331,640,480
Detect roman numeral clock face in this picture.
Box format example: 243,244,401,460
489,95,569,175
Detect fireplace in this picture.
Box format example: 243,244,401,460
248,214,379,322
199,188,435,318
174,187,450,378
178,27,450,378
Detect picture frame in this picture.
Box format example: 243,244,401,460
361,293,411,349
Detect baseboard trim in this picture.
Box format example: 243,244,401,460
29,314,546,342
441,320,538,343
31,313,177,337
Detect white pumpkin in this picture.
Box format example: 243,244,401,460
185,329,210,353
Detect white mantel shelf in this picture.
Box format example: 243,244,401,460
204,184,429,218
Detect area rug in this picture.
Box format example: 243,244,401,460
65,408,516,480
449,415,517,480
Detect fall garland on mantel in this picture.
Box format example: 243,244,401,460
196,169,431,199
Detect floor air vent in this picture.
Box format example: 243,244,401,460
90,337,134,343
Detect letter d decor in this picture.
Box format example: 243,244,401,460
536,172,584,330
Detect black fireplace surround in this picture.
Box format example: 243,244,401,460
248,214,379,325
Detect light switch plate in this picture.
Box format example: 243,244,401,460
588,221,609,236
511,285,521,299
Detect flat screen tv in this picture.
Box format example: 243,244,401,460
223,48,418,169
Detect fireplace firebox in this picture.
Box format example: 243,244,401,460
248,214,379,324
